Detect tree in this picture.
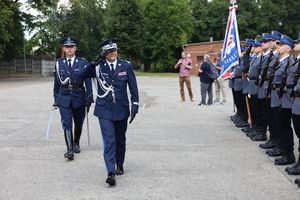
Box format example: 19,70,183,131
143,0,193,71
0,0,24,60
104,0,145,65
28,0,106,59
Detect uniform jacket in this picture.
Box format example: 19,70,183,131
247,54,262,95
242,54,253,94
233,59,243,91
292,57,300,115
53,57,93,109
270,55,291,108
262,52,279,98
257,51,272,99
85,59,139,121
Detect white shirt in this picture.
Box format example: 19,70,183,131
66,56,75,67
106,59,117,71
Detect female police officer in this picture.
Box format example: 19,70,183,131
83,38,139,186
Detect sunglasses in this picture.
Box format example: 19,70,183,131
276,42,285,46
64,45,75,48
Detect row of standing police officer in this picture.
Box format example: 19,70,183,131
229,31,300,187
53,37,139,186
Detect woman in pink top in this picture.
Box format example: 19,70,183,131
174,52,194,102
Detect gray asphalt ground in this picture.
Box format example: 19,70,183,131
1,76,300,200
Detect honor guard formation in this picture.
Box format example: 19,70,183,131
229,31,300,187
53,37,139,186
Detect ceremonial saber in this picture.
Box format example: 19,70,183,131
46,108,57,140
86,107,91,146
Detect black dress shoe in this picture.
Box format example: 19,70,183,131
64,150,74,160
266,147,285,157
274,154,295,165
241,126,252,133
259,140,277,149
73,143,81,154
116,165,124,175
286,162,300,175
236,121,249,128
106,173,116,186
246,130,258,138
251,133,267,141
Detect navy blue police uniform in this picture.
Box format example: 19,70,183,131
83,38,139,186
53,37,93,160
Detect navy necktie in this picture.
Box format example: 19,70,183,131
68,59,72,73
110,63,114,74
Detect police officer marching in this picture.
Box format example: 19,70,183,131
53,37,93,161
83,38,139,186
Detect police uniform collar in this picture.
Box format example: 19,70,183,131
106,59,117,69
66,56,76,66
279,54,290,63
263,51,270,56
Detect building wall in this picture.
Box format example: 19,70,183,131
183,41,224,75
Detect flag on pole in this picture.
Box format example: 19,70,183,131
219,4,241,78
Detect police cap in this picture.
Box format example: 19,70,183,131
278,35,294,49
271,31,282,41
100,38,119,52
62,37,77,46
262,33,272,42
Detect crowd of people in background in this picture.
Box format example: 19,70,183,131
174,52,227,105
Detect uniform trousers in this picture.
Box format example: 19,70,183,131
233,89,248,121
292,114,300,153
179,76,193,101
98,118,128,174
265,98,279,142
249,95,260,128
256,98,268,132
59,105,85,131
275,108,294,154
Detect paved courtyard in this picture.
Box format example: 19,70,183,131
0,76,300,200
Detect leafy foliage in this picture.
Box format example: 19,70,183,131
2,0,300,70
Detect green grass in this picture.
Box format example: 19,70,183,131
134,71,178,77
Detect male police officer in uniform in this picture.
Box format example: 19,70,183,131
286,33,300,175
269,35,295,165
259,31,282,149
53,37,93,160
84,38,139,186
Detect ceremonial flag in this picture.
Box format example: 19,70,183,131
219,4,241,78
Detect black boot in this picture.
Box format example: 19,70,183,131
116,165,124,175
295,178,300,185
274,153,295,165
64,130,74,160
259,140,277,149
286,155,300,175
266,146,285,157
73,127,82,154
106,172,116,186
